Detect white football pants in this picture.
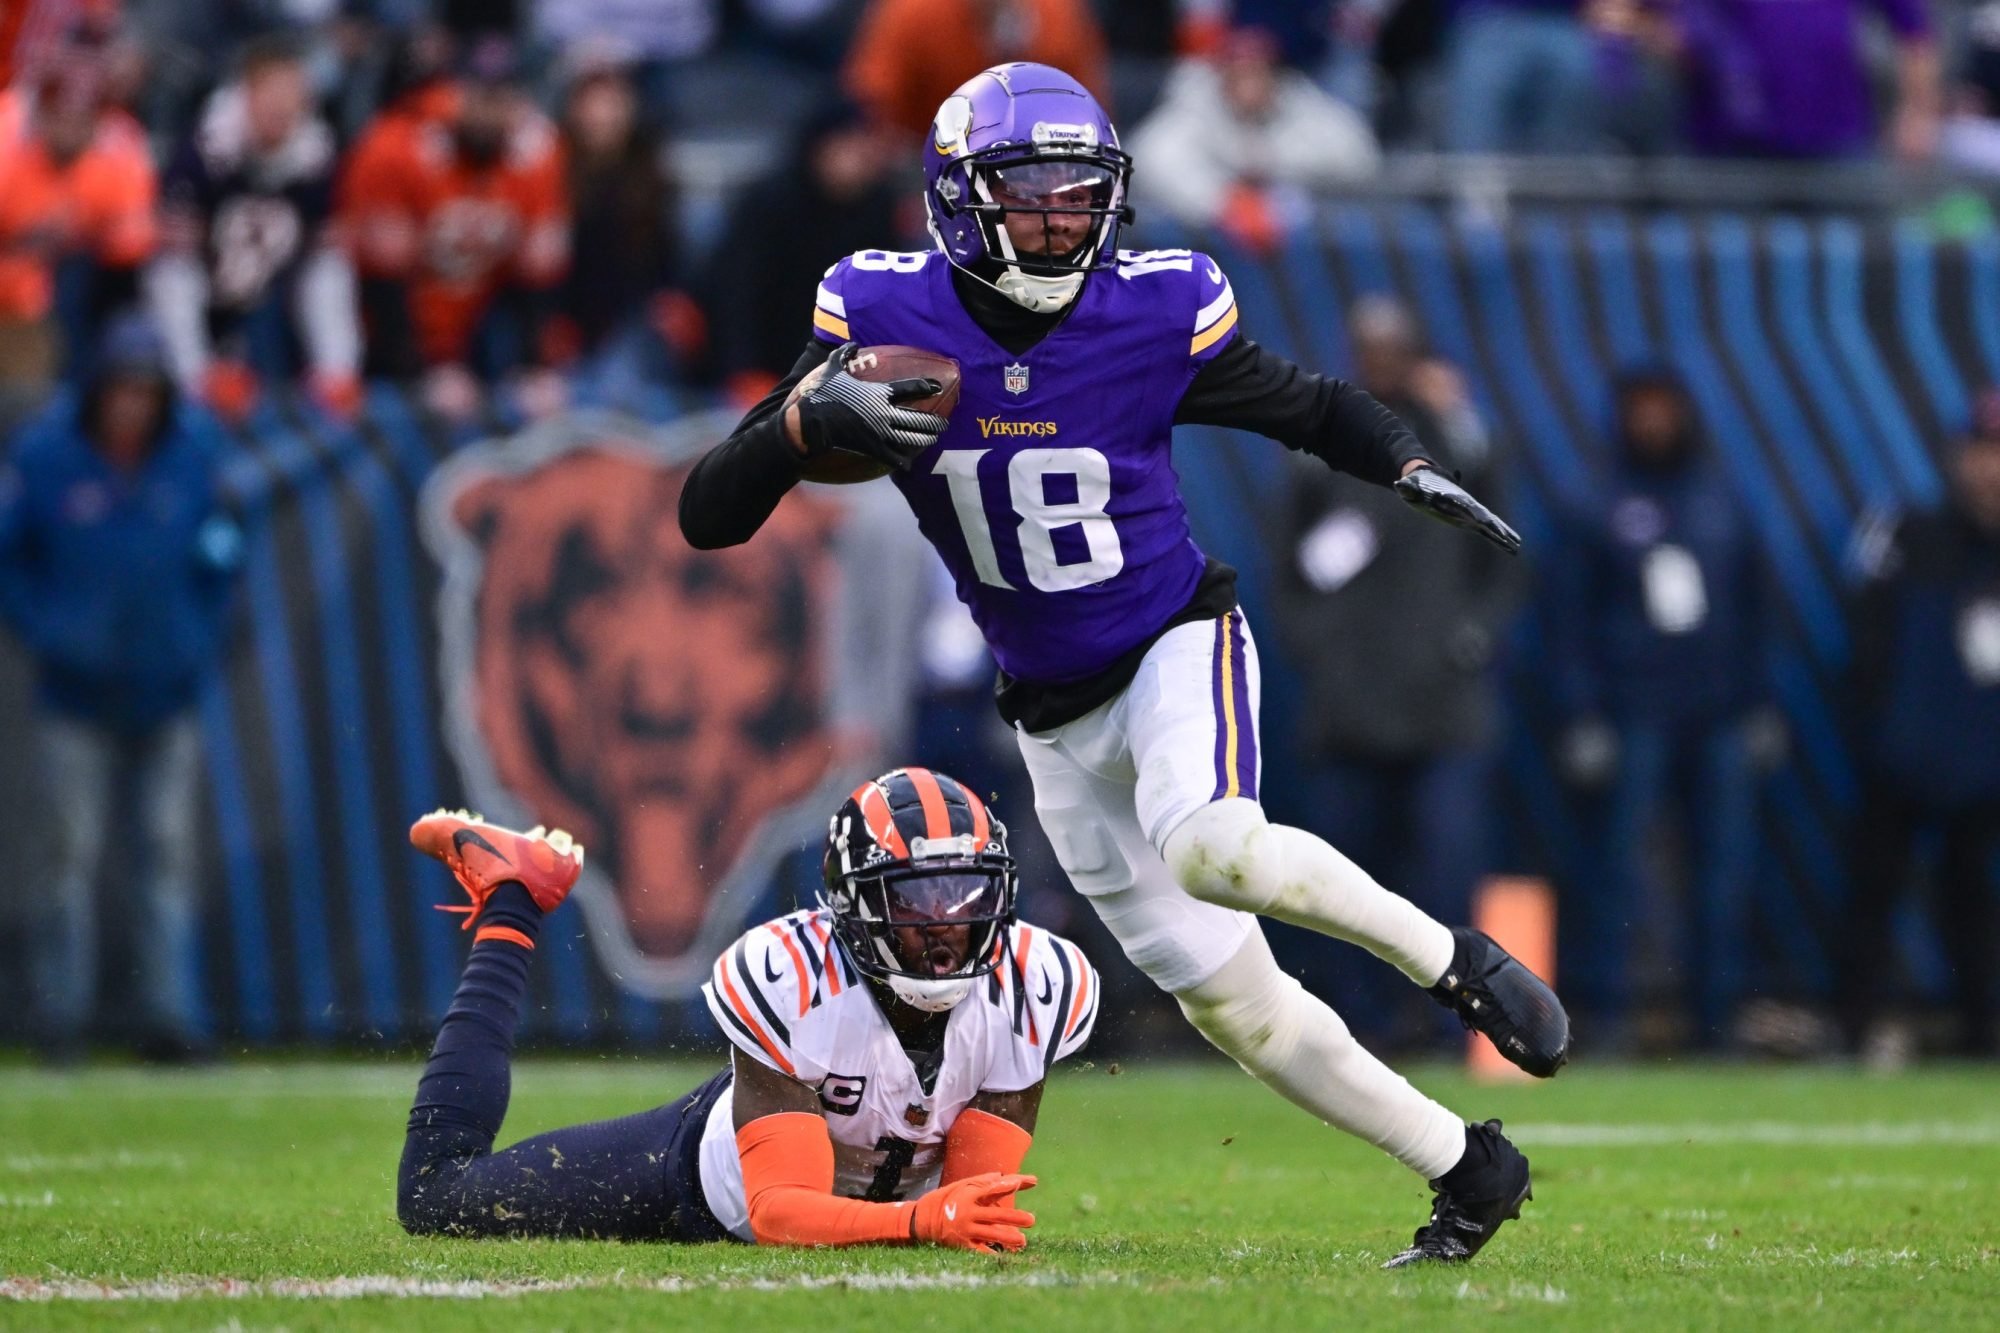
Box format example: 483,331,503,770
1016,612,1466,1178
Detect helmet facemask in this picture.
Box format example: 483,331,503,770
937,146,1132,314
825,858,1015,1013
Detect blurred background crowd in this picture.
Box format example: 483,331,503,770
11,0,2000,425
0,0,1994,1071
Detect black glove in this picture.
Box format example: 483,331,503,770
1393,465,1523,554
796,342,947,471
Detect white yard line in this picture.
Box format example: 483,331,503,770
1,1271,1126,1303
2,1151,185,1174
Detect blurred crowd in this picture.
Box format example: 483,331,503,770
1,0,1998,427
1266,296,2000,1066
0,0,1995,1064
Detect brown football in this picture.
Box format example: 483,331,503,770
793,345,962,485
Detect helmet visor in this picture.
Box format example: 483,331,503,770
881,870,1010,927
986,159,1118,213
855,867,1011,979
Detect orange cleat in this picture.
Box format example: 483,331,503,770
409,809,585,928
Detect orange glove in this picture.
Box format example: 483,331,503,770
202,361,260,423
911,1172,1038,1252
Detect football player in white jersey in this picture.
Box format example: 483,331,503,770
395,767,1096,1252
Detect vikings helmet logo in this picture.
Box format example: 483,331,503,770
933,95,972,158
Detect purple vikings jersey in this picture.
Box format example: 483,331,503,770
813,248,1240,684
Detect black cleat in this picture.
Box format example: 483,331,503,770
1383,1120,1532,1269
1428,926,1571,1077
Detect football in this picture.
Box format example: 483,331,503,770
793,345,961,484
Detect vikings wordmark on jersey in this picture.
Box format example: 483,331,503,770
697,910,1098,1240
811,247,1239,685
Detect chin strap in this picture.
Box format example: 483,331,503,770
951,172,1093,315
888,973,975,1012
990,267,1085,314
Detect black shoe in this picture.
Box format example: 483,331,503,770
1428,926,1571,1077
1382,1120,1532,1269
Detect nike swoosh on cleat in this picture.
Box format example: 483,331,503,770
452,828,511,865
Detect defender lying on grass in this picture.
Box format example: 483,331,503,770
397,767,1096,1251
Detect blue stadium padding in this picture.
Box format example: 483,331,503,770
1706,217,1856,559
360,384,442,491
1764,219,1896,506
322,414,460,1023
359,393,597,1038
1893,222,1970,439
1457,215,1592,501
1378,205,1500,423
241,511,338,1037
1820,219,1942,507
1276,225,1348,373
540,913,597,1043
1211,235,1297,361
1363,205,1566,547
1523,212,1613,445
1964,237,2000,387
1327,203,1398,296
1641,220,1863,967
198,669,276,1039
1583,211,1655,366
282,418,402,1033
1645,215,1846,666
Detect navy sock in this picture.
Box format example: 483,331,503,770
400,884,543,1187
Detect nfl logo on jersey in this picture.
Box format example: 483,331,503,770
1003,362,1030,395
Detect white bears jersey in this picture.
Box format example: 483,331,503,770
696,909,1099,1241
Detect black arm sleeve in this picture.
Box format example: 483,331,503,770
1175,336,1432,485
677,339,835,550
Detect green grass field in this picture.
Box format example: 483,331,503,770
2,1057,1995,1329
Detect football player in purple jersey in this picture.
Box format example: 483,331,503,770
679,62,1568,1268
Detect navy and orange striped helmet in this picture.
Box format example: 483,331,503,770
821,767,1016,1012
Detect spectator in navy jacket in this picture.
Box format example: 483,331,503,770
1268,296,1521,1053
0,313,242,1063
1835,398,2000,1060
1552,365,1783,1050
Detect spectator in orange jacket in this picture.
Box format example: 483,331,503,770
0,50,154,423
845,0,1110,138
339,37,570,423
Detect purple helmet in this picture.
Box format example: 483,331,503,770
924,63,1132,290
